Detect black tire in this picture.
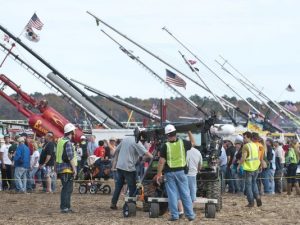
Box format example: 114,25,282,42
89,184,98,194
78,184,87,194
206,179,222,212
159,202,168,216
123,202,136,217
102,185,111,194
205,203,216,218
149,203,159,218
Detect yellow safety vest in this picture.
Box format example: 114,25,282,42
56,138,77,166
166,139,186,168
243,142,260,172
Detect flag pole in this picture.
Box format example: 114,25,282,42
87,13,267,127
0,43,15,67
218,56,300,124
162,26,262,116
99,29,208,116
178,50,237,126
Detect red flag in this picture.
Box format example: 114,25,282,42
3,34,10,43
188,59,197,65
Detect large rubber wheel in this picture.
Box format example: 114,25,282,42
89,184,98,194
205,203,216,218
79,184,87,194
149,203,159,218
159,202,168,216
206,179,222,212
123,202,136,217
102,185,111,194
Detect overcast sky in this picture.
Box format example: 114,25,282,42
0,0,299,104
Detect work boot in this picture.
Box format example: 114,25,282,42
256,198,262,207
245,202,254,207
110,204,118,210
287,184,292,195
295,183,300,195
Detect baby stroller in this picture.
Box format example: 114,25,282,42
77,155,112,194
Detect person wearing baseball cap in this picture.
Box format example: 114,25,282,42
14,135,30,193
79,135,88,168
156,124,195,221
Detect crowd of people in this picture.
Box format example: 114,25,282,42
0,131,119,190
0,124,299,220
220,131,300,206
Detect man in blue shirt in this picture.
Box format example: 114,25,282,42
14,136,30,193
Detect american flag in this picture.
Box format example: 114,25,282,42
26,13,44,30
165,69,186,89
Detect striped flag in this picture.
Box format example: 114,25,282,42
26,13,44,30
165,69,186,89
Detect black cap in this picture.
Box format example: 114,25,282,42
20,132,28,137
4,134,10,138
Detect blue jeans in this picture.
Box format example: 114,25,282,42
59,173,74,210
27,167,38,190
165,170,195,220
245,170,260,204
220,165,226,193
226,166,236,193
231,166,241,193
187,175,197,202
51,172,57,192
111,169,136,205
261,169,271,193
269,169,275,194
14,167,28,192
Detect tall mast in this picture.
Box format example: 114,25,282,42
161,26,262,115
0,24,124,128
0,43,105,126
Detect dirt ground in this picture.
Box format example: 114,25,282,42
1,181,299,225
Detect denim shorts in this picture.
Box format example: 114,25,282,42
44,166,55,178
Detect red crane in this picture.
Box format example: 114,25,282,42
0,74,83,142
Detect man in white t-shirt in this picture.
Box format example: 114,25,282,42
0,134,12,190
186,147,203,202
28,142,40,191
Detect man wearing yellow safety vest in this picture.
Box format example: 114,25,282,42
285,140,300,195
156,124,195,221
56,123,77,213
238,131,262,207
